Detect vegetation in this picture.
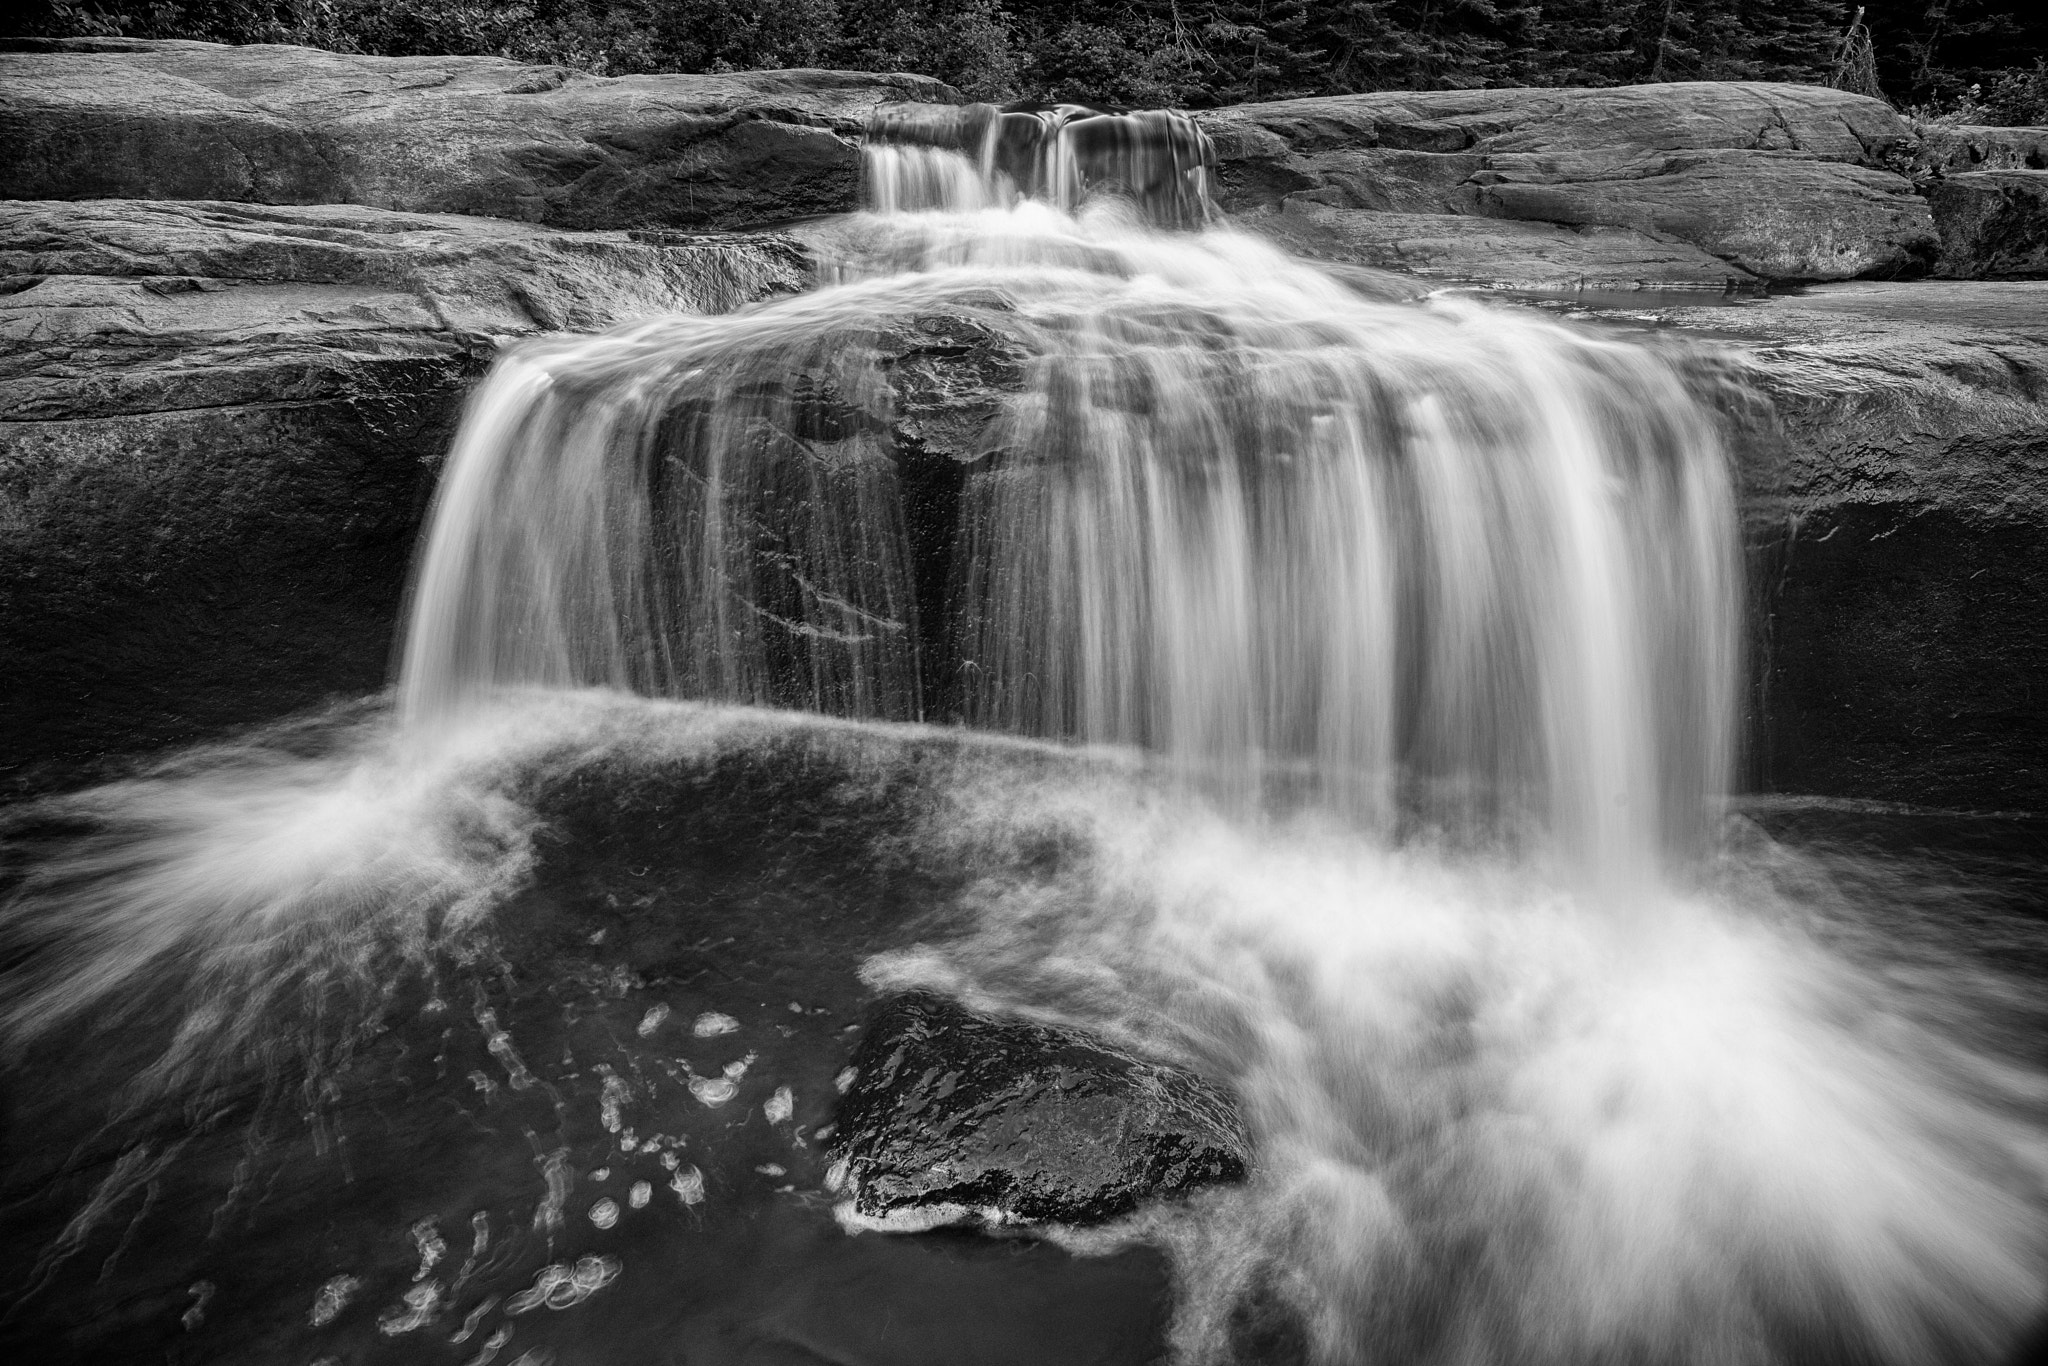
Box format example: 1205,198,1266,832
20,0,2048,120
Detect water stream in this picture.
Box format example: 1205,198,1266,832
2,106,2044,1365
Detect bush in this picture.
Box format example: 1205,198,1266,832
1982,60,2048,125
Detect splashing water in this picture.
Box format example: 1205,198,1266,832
866,761,2048,1366
4,107,2045,1365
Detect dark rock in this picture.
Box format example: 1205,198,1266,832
1913,123,2048,175
1197,82,1937,282
1928,170,2048,278
0,38,963,230
1571,281,2048,807
0,198,804,795
829,991,1249,1227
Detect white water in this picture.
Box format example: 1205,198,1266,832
400,119,1735,881
4,111,2044,1363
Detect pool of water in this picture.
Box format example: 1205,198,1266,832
3,696,2043,1366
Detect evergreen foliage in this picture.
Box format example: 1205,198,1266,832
20,0,2048,121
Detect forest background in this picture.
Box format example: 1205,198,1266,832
20,1,2048,125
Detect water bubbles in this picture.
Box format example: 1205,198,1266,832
410,1218,447,1280
636,1003,670,1037
834,1067,857,1094
503,1255,621,1315
181,1280,213,1332
692,1012,739,1038
531,1148,572,1234
670,1165,706,1206
764,1085,794,1124
459,1324,513,1366
450,1295,498,1344
587,1198,619,1229
309,1274,360,1327
628,1180,652,1209
477,1008,538,1090
378,1280,444,1335
721,1052,754,1080
689,1076,738,1107
599,1071,631,1132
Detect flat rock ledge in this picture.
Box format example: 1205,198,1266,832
1197,82,1939,285
0,37,962,231
827,992,1249,1230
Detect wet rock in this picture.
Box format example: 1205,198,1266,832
1574,281,2048,807
829,992,1249,1227
1198,82,1936,282
1913,124,2048,175
1928,171,2048,278
0,37,962,230
1252,199,1756,291
0,198,803,794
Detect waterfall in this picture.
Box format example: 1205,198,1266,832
8,104,2044,1366
399,109,1735,877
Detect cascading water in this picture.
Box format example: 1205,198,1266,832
399,104,1735,879
4,103,2044,1366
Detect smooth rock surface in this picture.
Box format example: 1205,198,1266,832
1928,170,2048,278
0,199,804,793
1253,199,1757,290
1199,82,1937,282
830,992,1249,1226
0,37,962,230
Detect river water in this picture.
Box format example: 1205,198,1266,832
1,108,2043,1366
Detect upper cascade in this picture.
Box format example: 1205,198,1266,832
863,101,1216,226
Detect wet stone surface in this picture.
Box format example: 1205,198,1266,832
830,991,1250,1227
0,714,1177,1365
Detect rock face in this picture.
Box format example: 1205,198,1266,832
1199,82,1937,285
0,198,803,793
1928,170,2048,277
0,37,961,230
1579,282,2048,807
829,992,1249,1227
1914,123,2048,175
1254,199,1756,290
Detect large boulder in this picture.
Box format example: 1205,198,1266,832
0,198,804,794
1587,281,2048,807
1198,82,1938,283
0,37,962,230
828,992,1249,1228
1927,170,2048,278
